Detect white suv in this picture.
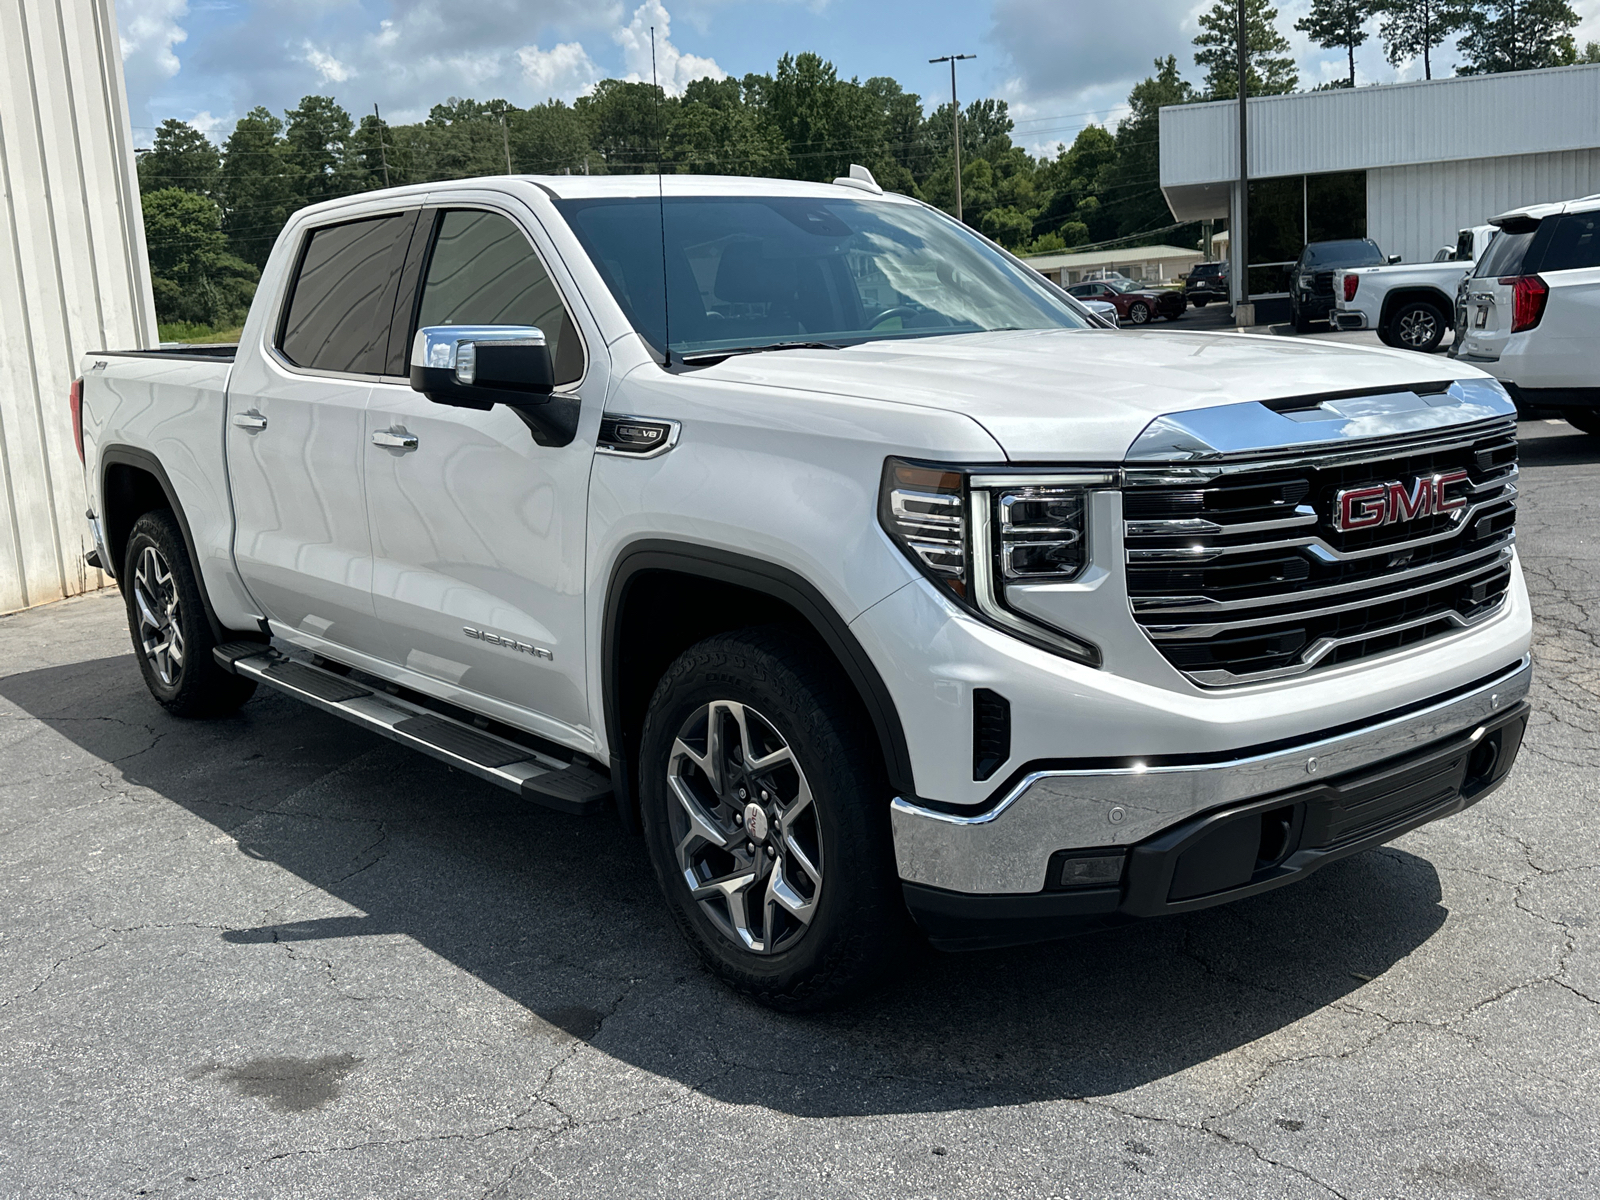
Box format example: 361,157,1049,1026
1458,195,1600,434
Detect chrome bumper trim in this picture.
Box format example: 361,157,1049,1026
889,656,1532,895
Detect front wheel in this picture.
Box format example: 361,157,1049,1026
1127,302,1151,325
123,510,257,718
638,628,908,1010
1566,408,1600,437
1384,300,1446,353
1292,302,1314,333
1192,297,1209,308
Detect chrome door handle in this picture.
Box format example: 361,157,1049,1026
372,428,419,450
233,410,268,431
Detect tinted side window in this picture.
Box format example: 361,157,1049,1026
417,210,584,386
280,213,415,374
1540,212,1600,272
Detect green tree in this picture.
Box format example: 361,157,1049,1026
1104,56,1197,242
1194,0,1300,98
216,107,290,268
283,95,356,209
137,118,220,198
510,100,594,175
141,187,259,327
1375,0,1462,79
1452,0,1581,74
576,79,672,172
1577,40,1600,62
1297,0,1377,85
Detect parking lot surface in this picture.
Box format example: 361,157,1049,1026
2,422,1596,1200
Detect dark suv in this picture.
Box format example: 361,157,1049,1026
1288,239,1392,331
1184,262,1228,306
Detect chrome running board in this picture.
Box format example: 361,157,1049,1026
213,642,611,815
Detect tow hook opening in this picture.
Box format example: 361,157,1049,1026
1166,802,1306,902
1256,805,1297,870
1463,726,1508,798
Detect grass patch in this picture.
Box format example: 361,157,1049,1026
157,322,244,344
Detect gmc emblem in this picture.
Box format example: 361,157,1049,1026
1332,471,1470,532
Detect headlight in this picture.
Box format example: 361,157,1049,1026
1299,274,1315,289
879,458,1110,665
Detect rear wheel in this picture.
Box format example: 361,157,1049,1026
122,510,257,718
638,628,908,1010
1566,408,1600,437
1383,300,1446,353
1128,301,1151,325
1192,297,1209,308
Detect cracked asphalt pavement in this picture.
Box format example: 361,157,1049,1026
2,420,1596,1200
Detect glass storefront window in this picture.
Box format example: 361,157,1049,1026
1244,170,1366,297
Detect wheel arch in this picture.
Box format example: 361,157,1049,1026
100,446,227,641
1380,287,1455,330
602,541,915,833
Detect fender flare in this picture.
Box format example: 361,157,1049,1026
602,540,916,821
99,445,228,642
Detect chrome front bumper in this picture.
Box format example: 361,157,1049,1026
890,656,1532,894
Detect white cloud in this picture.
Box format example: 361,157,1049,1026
301,43,352,85
517,41,603,100
119,0,189,79
613,1,725,95
185,110,232,139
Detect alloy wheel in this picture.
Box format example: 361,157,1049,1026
1129,302,1151,324
133,545,184,686
1398,308,1439,349
666,700,822,955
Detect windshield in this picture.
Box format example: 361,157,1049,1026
1303,240,1385,267
1192,263,1222,277
554,194,1092,357
1103,279,1146,293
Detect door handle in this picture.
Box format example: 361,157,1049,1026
372,428,419,450
233,410,268,432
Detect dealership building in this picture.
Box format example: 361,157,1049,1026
1160,63,1600,319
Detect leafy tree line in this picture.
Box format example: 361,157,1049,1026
138,7,1600,331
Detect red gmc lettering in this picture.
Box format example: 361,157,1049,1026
1434,469,1470,515
1339,484,1389,530
1386,478,1432,522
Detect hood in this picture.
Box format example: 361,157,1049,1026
690,328,1475,461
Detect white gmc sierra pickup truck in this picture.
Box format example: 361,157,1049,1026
74,174,1532,1008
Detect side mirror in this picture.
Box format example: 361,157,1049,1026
410,326,554,411
1387,254,1403,264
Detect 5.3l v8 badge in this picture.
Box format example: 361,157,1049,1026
1332,470,1470,532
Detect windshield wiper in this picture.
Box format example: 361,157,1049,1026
678,341,844,365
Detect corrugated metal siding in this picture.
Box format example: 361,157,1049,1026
1369,150,1600,262
0,0,154,614
1163,63,1600,188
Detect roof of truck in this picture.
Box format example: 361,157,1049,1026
524,173,909,202
1491,193,1600,225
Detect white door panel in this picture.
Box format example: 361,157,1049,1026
364,385,593,736
1533,267,1600,389
227,366,377,648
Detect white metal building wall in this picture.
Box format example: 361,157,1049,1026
1369,149,1600,263
0,0,155,614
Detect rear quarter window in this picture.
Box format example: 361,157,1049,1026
1538,212,1600,273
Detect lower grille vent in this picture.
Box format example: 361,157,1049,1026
973,688,1011,781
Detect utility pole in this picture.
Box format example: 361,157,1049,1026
501,114,512,174
1234,0,1252,325
930,53,976,223
373,103,390,188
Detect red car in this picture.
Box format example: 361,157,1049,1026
1066,279,1186,324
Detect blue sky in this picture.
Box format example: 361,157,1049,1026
119,0,1600,155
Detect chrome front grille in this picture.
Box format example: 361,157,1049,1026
1124,417,1518,687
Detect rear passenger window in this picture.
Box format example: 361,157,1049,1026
279,213,416,374
1475,228,1536,279
416,210,584,386
1540,213,1600,273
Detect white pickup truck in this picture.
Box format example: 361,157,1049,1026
74,174,1532,1008
1332,226,1496,352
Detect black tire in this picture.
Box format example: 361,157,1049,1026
1382,300,1447,353
1292,302,1314,333
638,627,909,1010
1192,297,1209,308
1566,408,1600,437
1128,301,1151,325
122,510,257,718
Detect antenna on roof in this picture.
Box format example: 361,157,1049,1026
652,26,672,368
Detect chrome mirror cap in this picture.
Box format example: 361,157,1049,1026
411,325,546,385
